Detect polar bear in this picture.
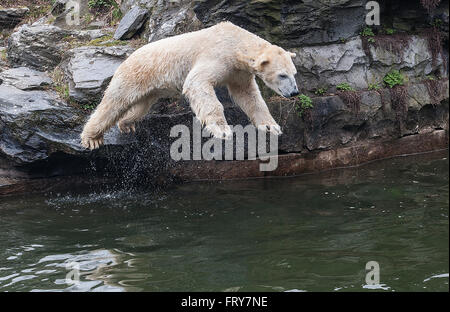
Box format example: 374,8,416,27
80,21,299,149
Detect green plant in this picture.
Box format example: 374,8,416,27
383,70,405,88
384,28,396,35
0,49,6,62
368,82,381,91
425,75,436,80
360,27,375,37
87,35,128,46
296,94,313,117
432,18,442,27
82,103,97,110
336,83,354,91
88,0,113,9
367,37,375,43
314,87,327,96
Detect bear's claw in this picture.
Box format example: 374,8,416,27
205,123,233,140
117,121,136,134
257,124,282,136
81,135,104,150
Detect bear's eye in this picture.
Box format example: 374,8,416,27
278,74,288,79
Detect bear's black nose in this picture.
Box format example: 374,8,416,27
290,90,299,97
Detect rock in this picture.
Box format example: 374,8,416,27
113,6,148,40
63,45,135,104
0,7,29,29
51,0,68,16
0,83,85,165
368,35,442,80
267,81,449,153
6,24,112,71
0,67,52,90
192,0,366,47
293,37,369,91
290,35,445,93
147,1,202,43
7,24,73,70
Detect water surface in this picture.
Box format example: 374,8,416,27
0,151,448,291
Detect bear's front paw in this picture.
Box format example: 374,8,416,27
117,120,136,134
204,123,233,140
256,124,283,136
81,134,104,150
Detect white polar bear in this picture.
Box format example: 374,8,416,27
80,21,299,149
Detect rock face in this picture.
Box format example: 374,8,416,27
0,7,29,29
0,67,52,90
270,81,449,154
63,46,135,104
193,0,366,47
113,6,148,40
293,35,445,92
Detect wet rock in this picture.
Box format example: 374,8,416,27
113,6,148,40
63,46,135,104
0,7,29,29
267,81,449,153
0,67,52,90
0,83,85,165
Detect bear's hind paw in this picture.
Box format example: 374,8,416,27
81,135,104,150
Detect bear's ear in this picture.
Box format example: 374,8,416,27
254,54,270,71
289,52,296,58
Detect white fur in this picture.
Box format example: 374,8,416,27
80,21,298,149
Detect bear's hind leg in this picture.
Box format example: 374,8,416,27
81,94,134,149
117,95,158,133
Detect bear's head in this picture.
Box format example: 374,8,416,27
244,45,299,98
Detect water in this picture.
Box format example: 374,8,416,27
0,151,448,292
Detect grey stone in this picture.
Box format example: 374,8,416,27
63,46,135,104
192,0,366,47
7,24,113,71
113,6,148,40
0,7,29,29
7,24,73,70
0,67,52,90
0,84,85,164
293,37,369,91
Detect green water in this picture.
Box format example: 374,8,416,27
0,151,448,292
